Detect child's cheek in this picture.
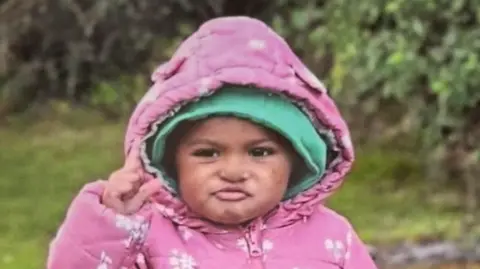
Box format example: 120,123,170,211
262,159,291,185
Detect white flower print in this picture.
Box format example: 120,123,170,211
237,238,274,258
324,238,345,261
169,249,197,269
261,239,274,261
115,214,149,247
262,239,274,252
237,238,248,253
178,226,193,241
248,39,266,50
97,251,112,269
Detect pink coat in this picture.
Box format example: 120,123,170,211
47,16,378,269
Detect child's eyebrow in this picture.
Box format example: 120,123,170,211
184,138,221,147
246,139,276,147
184,138,275,147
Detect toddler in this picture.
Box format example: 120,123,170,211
47,16,378,269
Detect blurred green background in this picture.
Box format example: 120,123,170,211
0,0,479,268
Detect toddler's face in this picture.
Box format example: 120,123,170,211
175,116,293,227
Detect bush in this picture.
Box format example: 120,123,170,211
273,0,479,214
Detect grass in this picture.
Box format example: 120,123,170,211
329,147,464,244
0,107,465,269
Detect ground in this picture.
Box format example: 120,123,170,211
0,108,465,269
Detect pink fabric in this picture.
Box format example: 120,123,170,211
47,16,377,269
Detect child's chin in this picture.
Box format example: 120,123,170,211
207,208,257,227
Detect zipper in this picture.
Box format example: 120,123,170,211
244,219,265,269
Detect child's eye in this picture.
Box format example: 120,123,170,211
191,148,220,158
249,147,275,157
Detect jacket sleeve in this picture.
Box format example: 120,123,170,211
47,180,152,269
342,227,378,269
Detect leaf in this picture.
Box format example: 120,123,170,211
465,53,478,71
387,51,405,66
291,9,310,30
308,26,327,44
451,0,465,12
431,80,448,94
385,1,402,13
412,18,425,36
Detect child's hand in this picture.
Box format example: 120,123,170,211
102,148,160,215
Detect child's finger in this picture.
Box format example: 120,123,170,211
103,191,125,213
107,175,139,193
120,181,142,201
110,171,142,185
124,180,161,213
123,147,143,171
138,180,162,196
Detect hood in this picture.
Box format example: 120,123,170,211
124,16,354,232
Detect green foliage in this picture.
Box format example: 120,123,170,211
278,0,479,125
2,0,477,157
90,75,148,118
272,0,479,188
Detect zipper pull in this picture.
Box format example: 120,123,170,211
246,220,263,257
248,240,263,257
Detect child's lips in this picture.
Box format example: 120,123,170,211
213,187,250,201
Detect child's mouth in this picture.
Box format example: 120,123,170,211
213,187,250,202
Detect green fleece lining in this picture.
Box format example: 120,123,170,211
148,86,327,200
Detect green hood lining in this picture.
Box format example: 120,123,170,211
144,86,329,200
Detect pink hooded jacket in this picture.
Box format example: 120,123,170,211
47,16,378,269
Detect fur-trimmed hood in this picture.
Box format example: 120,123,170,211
124,16,355,232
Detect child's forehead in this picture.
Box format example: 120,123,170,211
184,116,273,136
179,116,293,146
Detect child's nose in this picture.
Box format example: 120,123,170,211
219,157,250,182
219,169,250,182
